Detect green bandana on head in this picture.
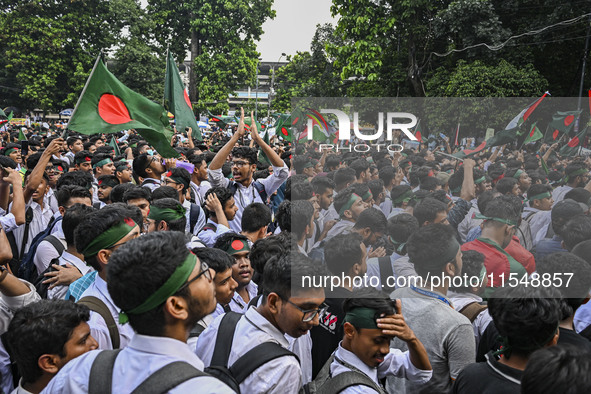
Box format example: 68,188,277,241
338,194,362,217
528,191,551,202
344,307,381,329
164,171,189,189
392,190,413,205
224,239,250,255
4,148,19,156
93,158,113,169
512,169,524,179
119,252,198,324
474,176,486,184
81,218,138,258
362,191,373,202
148,205,186,222
475,213,517,227
303,161,315,169
565,168,588,183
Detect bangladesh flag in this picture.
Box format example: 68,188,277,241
108,135,121,156
505,92,549,130
544,110,580,143
164,51,201,140
413,119,427,143
68,55,179,158
258,129,271,165
208,111,236,129
523,122,543,144
452,141,488,159
0,108,5,118
560,127,587,157
485,126,520,148
274,114,292,141
18,129,27,141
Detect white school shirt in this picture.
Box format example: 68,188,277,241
41,334,233,394
195,306,302,394
182,199,206,235
330,343,432,394
33,213,66,275
79,275,135,350
47,251,94,300
190,180,211,206
11,200,53,256
229,281,258,313
207,162,289,233
448,291,493,348
198,219,231,247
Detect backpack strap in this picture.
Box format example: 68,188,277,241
189,203,201,233
210,311,242,367
78,296,120,349
458,301,488,323
19,206,34,260
252,181,268,202
247,294,262,309
130,361,208,394
378,256,395,293
88,349,122,394
199,223,217,234
229,342,298,384
327,371,386,394
44,234,65,256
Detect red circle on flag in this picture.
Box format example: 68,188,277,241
124,217,135,227
567,136,580,147
281,127,289,136
98,94,132,124
184,89,192,108
553,130,559,140
564,115,575,126
231,240,243,250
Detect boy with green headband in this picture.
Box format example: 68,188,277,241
162,167,206,235
97,175,120,206
44,231,233,393
74,206,141,350
73,151,93,173
90,153,115,205
325,186,369,241
308,288,432,393
522,184,553,246
146,198,187,232
552,162,591,204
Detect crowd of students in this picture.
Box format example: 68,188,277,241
0,109,590,393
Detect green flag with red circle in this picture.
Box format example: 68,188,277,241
67,55,179,158
544,110,581,143
560,126,587,157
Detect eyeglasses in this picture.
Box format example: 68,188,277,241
285,299,328,322
176,261,212,293
231,160,250,168
162,179,179,186
143,156,156,172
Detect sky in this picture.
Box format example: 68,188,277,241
257,0,337,61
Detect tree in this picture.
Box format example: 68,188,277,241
147,0,275,113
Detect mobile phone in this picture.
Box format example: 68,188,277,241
20,141,29,157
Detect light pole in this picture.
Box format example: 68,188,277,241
268,53,286,117
255,57,262,119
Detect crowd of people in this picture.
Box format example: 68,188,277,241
0,108,590,393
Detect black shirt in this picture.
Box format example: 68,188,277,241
310,286,352,378
558,327,591,352
453,351,522,394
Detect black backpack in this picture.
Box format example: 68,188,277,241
378,256,396,294
33,255,78,299
189,202,202,233
227,180,268,204
204,311,298,393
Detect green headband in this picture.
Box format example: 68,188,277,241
303,161,315,169
474,176,486,184
165,171,190,188
565,168,588,183
344,307,380,329
388,236,407,254
475,213,517,227
362,191,373,201
119,252,197,324
339,193,362,217
4,148,19,156
93,158,113,169
81,218,138,258
98,178,119,188
148,205,186,222
512,169,524,179
392,189,413,205
224,239,250,255
528,191,551,202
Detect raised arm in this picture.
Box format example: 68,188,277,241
249,112,284,168
4,168,25,225
209,108,246,171
459,158,476,202
23,138,63,203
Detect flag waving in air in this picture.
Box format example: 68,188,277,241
523,122,543,144
560,126,588,157
505,92,549,130
544,110,581,143
164,51,201,140
68,55,179,158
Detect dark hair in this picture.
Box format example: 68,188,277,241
419,176,439,192
132,153,151,178
276,200,291,232
191,247,233,274
476,190,500,214
368,179,384,200
481,195,522,229
311,176,335,195
551,200,584,235
390,185,413,208
413,197,447,226
262,253,326,300
241,203,271,233
73,150,93,164
378,166,396,186
291,200,315,239
407,223,457,277
333,167,356,188
453,250,485,293
56,171,94,191
334,186,358,215
250,235,288,277
324,233,364,275
527,183,552,201
213,232,250,252
0,156,17,169
108,232,196,336
387,213,419,255
231,146,257,165
109,183,136,203
55,185,92,208
291,181,315,201
91,153,112,172
123,185,151,203
5,300,90,384
563,187,591,205
571,239,591,266
521,345,591,394
560,216,591,251
324,154,341,171
350,159,370,179
150,198,187,231
63,204,96,245
495,177,518,195
353,207,387,234
564,162,587,185
488,285,561,358
203,187,234,219
342,287,395,324
150,185,179,201
66,136,82,148
165,167,191,192
293,156,311,174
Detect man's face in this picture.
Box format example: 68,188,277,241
276,289,325,338
127,198,150,220
88,145,97,154
76,162,93,173
511,183,521,196
231,251,253,288
303,166,316,178
576,174,589,188
97,162,115,176
214,267,238,305
348,325,393,368
359,168,371,183
8,149,22,164
45,165,59,188
349,198,368,221
364,230,383,247
147,155,165,175
57,322,98,370
231,157,255,184
117,168,132,183
162,176,184,195
318,189,333,210
195,160,208,181
518,172,532,193
94,139,105,147
70,140,83,153
432,211,449,225
537,196,554,211
98,185,113,202
32,179,49,203
223,197,238,221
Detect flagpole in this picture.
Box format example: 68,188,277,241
163,46,170,108
434,150,464,162
66,52,102,130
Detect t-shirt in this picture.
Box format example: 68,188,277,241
310,287,352,378
557,327,591,352
452,352,522,394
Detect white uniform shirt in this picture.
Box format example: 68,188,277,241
207,162,289,233
330,343,432,393
79,275,135,350
41,334,233,394
182,199,206,235
198,219,231,247
11,200,53,256
229,281,258,313
448,292,493,348
195,306,302,394
190,180,211,206
47,251,94,300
